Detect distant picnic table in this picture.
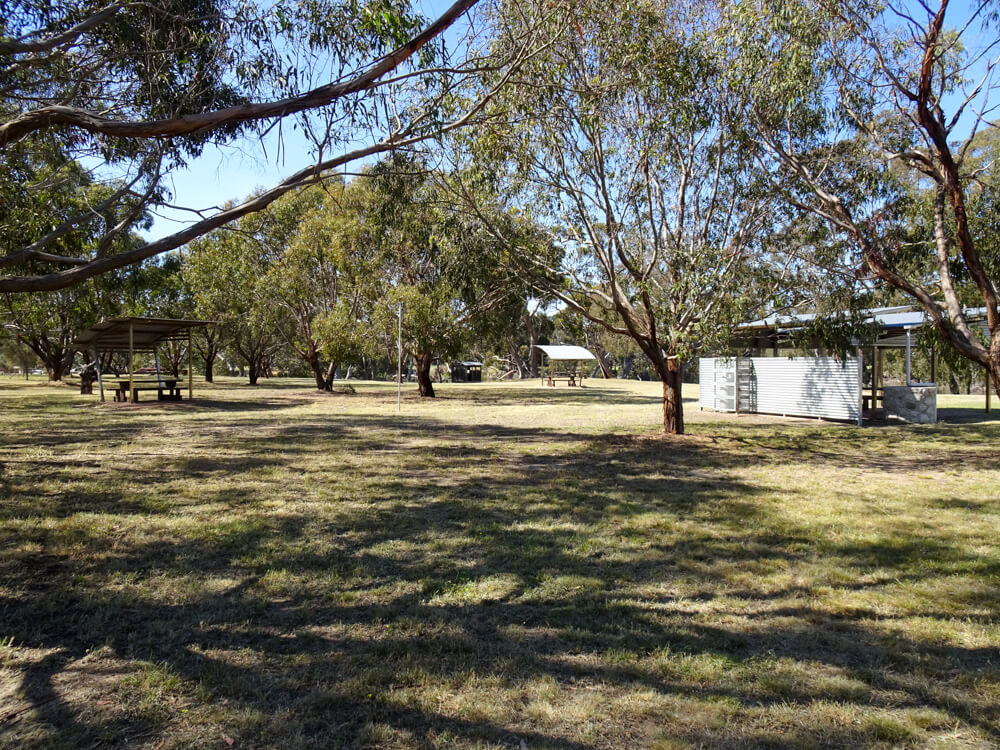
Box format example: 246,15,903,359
544,371,584,387
114,378,182,403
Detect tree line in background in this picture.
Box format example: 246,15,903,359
1,0,998,433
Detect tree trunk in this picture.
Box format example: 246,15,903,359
305,349,330,391
47,356,69,382
522,310,542,378
248,359,259,385
662,359,684,435
416,352,435,397
594,347,613,378
201,341,218,382
622,354,634,379
19,335,72,382
323,360,338,389
529,341,541,378
507,341,526,379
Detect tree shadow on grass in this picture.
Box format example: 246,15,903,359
936,405,1000,424
2,405,999,748
434,384,673,407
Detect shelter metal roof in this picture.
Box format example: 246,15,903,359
741,306,987,333
74,317,212,352
741,306,923,332
533,344,597,360
456,361,483,367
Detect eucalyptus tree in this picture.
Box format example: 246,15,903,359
0,0,562,294
731,0,1000,395
184,219,279,385
0,145,139,380
333,156,527,397
258,184,349,390
463,0,791,433
0,335,37,376
1,284,96,380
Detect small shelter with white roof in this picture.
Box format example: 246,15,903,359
532,344,597,387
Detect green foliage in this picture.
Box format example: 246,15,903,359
184,214,279,381
330,155,529,372
467,0,796,428
726,0,999,385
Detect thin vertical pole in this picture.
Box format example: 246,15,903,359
188,330,193,400
987,367,992,414
128,320,134,402
396,302,402,412
930,346,936,383
94,346,105,402
154,348,163,386
905,329,912,386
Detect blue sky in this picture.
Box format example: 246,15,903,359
145,0,996,241
145,0,455,240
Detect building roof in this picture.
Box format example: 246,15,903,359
742,306,919,331
738,306,988,349
533,344,597,360
742,306,987,331
74,317,212,352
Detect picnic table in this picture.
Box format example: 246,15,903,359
114,378,183,402
544,371,584,387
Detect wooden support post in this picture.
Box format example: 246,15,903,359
128,320,134,403
870,344,877,415
188,329,193,401
857,349,864,426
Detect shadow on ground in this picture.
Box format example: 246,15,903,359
1,388,998,749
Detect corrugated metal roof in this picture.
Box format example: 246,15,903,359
742,306,986,332
74,317,213,350
533,344,596,360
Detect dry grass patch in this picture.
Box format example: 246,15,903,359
1,376,998,748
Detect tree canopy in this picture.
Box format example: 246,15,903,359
730,0,1000,393
0,0,560,293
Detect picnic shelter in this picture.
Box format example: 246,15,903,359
533,345,597,387
74,317,212,403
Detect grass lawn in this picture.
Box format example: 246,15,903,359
1,376,998,749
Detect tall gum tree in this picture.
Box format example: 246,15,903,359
184,219,279,385
461,0,791,433
731,0,1000,395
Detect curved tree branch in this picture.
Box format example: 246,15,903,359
0,0,479,148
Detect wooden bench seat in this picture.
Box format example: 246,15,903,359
114,380,182,402
544,373,584,387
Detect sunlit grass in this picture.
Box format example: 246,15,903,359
1,375,998,749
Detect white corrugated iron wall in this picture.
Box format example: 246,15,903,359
699,358,716,410
698,356,862,422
